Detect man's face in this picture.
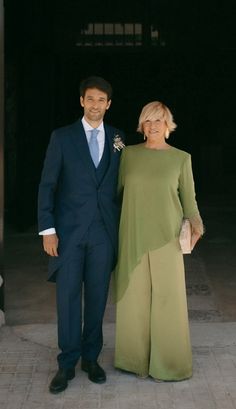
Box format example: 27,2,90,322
80,88,111,125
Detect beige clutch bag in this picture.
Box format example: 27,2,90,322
179,219,192,254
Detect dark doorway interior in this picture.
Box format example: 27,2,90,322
4,0,236,230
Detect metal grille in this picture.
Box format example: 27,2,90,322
76,23,158,47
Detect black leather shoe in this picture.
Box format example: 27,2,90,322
49,368,75,394
81,360,106,384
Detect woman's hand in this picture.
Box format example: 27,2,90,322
191,231,201,250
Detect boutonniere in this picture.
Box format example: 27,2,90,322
113,134,125,152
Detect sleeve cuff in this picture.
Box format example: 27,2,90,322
189,215,205,236
39,228,56,235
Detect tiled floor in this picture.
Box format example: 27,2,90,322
1,324,236,409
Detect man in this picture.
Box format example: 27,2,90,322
38,76,125,393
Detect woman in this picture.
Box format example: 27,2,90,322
114,101,204,381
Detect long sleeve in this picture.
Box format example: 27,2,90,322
38,131,62,232
178,155,204,235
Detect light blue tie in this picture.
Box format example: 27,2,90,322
89,128,99,167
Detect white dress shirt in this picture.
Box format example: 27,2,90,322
39,117,105,235
82,117,105,162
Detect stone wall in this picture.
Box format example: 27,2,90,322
0,275,4,326
0,0,4,327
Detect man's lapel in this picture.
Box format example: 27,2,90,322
102,124,116,184
71,119,97,183
105,123,113,157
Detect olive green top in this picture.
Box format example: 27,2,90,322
114,143,202,301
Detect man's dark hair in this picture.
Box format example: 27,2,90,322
79,76,113,100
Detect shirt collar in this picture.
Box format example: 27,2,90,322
82,117,104,132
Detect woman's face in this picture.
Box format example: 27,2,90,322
143,118,167,141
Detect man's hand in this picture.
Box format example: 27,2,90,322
43,234,59,257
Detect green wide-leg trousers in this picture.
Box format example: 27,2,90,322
115,239,192,381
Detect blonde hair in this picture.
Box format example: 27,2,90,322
137,101,177,138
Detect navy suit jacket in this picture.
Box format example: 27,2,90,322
38,119,124,281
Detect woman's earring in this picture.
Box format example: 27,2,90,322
165,129,169,139
143,134,146,140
